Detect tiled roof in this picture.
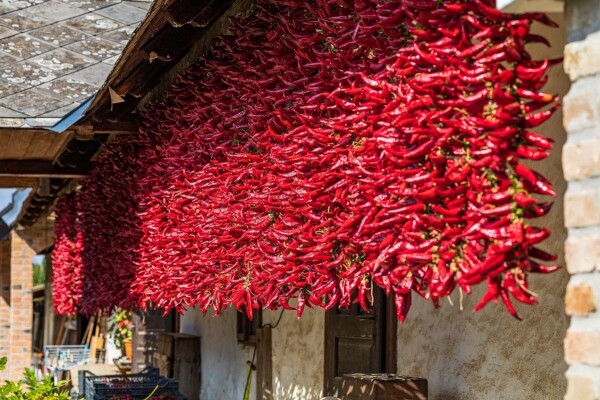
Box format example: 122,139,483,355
0,0,149,128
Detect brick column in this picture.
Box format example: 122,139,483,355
0,238,10,381
1,217,54,381
8,230,34,381
563,2,600,398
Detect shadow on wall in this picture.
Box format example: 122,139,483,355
265,307,326,400
395,12,570,400
273,380,324,400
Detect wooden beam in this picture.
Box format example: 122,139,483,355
0,160,90,178
0,177,38,188
256,326,273,400
92,118,139,135
37,178,51,196
166,0,235,28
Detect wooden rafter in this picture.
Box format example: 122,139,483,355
91,119,139,135
0,177,39,188
0,160,91,178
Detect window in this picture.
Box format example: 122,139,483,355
237,309,262,345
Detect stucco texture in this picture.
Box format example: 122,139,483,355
180,306,325,400
395,13,570,400
264,308,325,400
180,307,256,400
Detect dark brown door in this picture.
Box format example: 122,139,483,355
324,288,396,396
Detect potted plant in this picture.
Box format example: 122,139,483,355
108,308,133,359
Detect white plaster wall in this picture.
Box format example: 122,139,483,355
180,307,256,400
395,14,569,400
264,308,325,400
180,306,325,400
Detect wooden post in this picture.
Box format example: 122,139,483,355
256,326,273,400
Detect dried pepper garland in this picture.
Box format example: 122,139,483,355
75,135,157,315
52,193,84,316
53,0,560,320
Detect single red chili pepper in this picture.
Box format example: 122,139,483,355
394,292,411,323
516,145,550,161
473,278,500,312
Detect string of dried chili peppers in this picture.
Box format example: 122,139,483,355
51,193,84,316
52,0,560,321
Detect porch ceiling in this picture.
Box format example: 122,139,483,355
0,128,70,160
0,127,72,188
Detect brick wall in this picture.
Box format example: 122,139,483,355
0,217,54,381
563,1,600,398
0,238,10,381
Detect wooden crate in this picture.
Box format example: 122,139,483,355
340,374,427,400
152,333,200,400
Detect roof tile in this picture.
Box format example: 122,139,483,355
0,33,56,59
66,61,111,86
24,1,87,23
28,22,88,46
0,76,26,94
0,9,49,31
94,2,145,25
27,47,97,77
0,0,141,125
36,75,96,101
0,49,18,64
99,23,134,44
64,12,122,35
0,105,24,117
65,35,122,61
0,25,17,39
1,60,58,87
67,0,120,13
39,101,80,117
0,0,41,10
0,3,16,16
0,88,69,116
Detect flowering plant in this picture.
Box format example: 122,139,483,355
107,308,132,352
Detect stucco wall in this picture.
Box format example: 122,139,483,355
263,308,325,400
395,13,570,400
180,307,256,400
180,307,325,400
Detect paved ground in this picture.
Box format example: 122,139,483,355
0,0,150,127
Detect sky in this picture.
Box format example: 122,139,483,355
0,189,32,227
0,189,16,214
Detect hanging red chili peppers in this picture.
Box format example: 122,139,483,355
51,193,84,316
52,0,560,321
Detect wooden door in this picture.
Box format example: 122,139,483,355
324,288,396,396
131,309,176,372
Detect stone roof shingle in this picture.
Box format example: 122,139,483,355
0,0,149,127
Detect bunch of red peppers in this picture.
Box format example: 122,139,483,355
51,193,84,316
52,0,560,321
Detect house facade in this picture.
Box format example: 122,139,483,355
4,0,600,399
142,1,575,398
133,0,600,398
